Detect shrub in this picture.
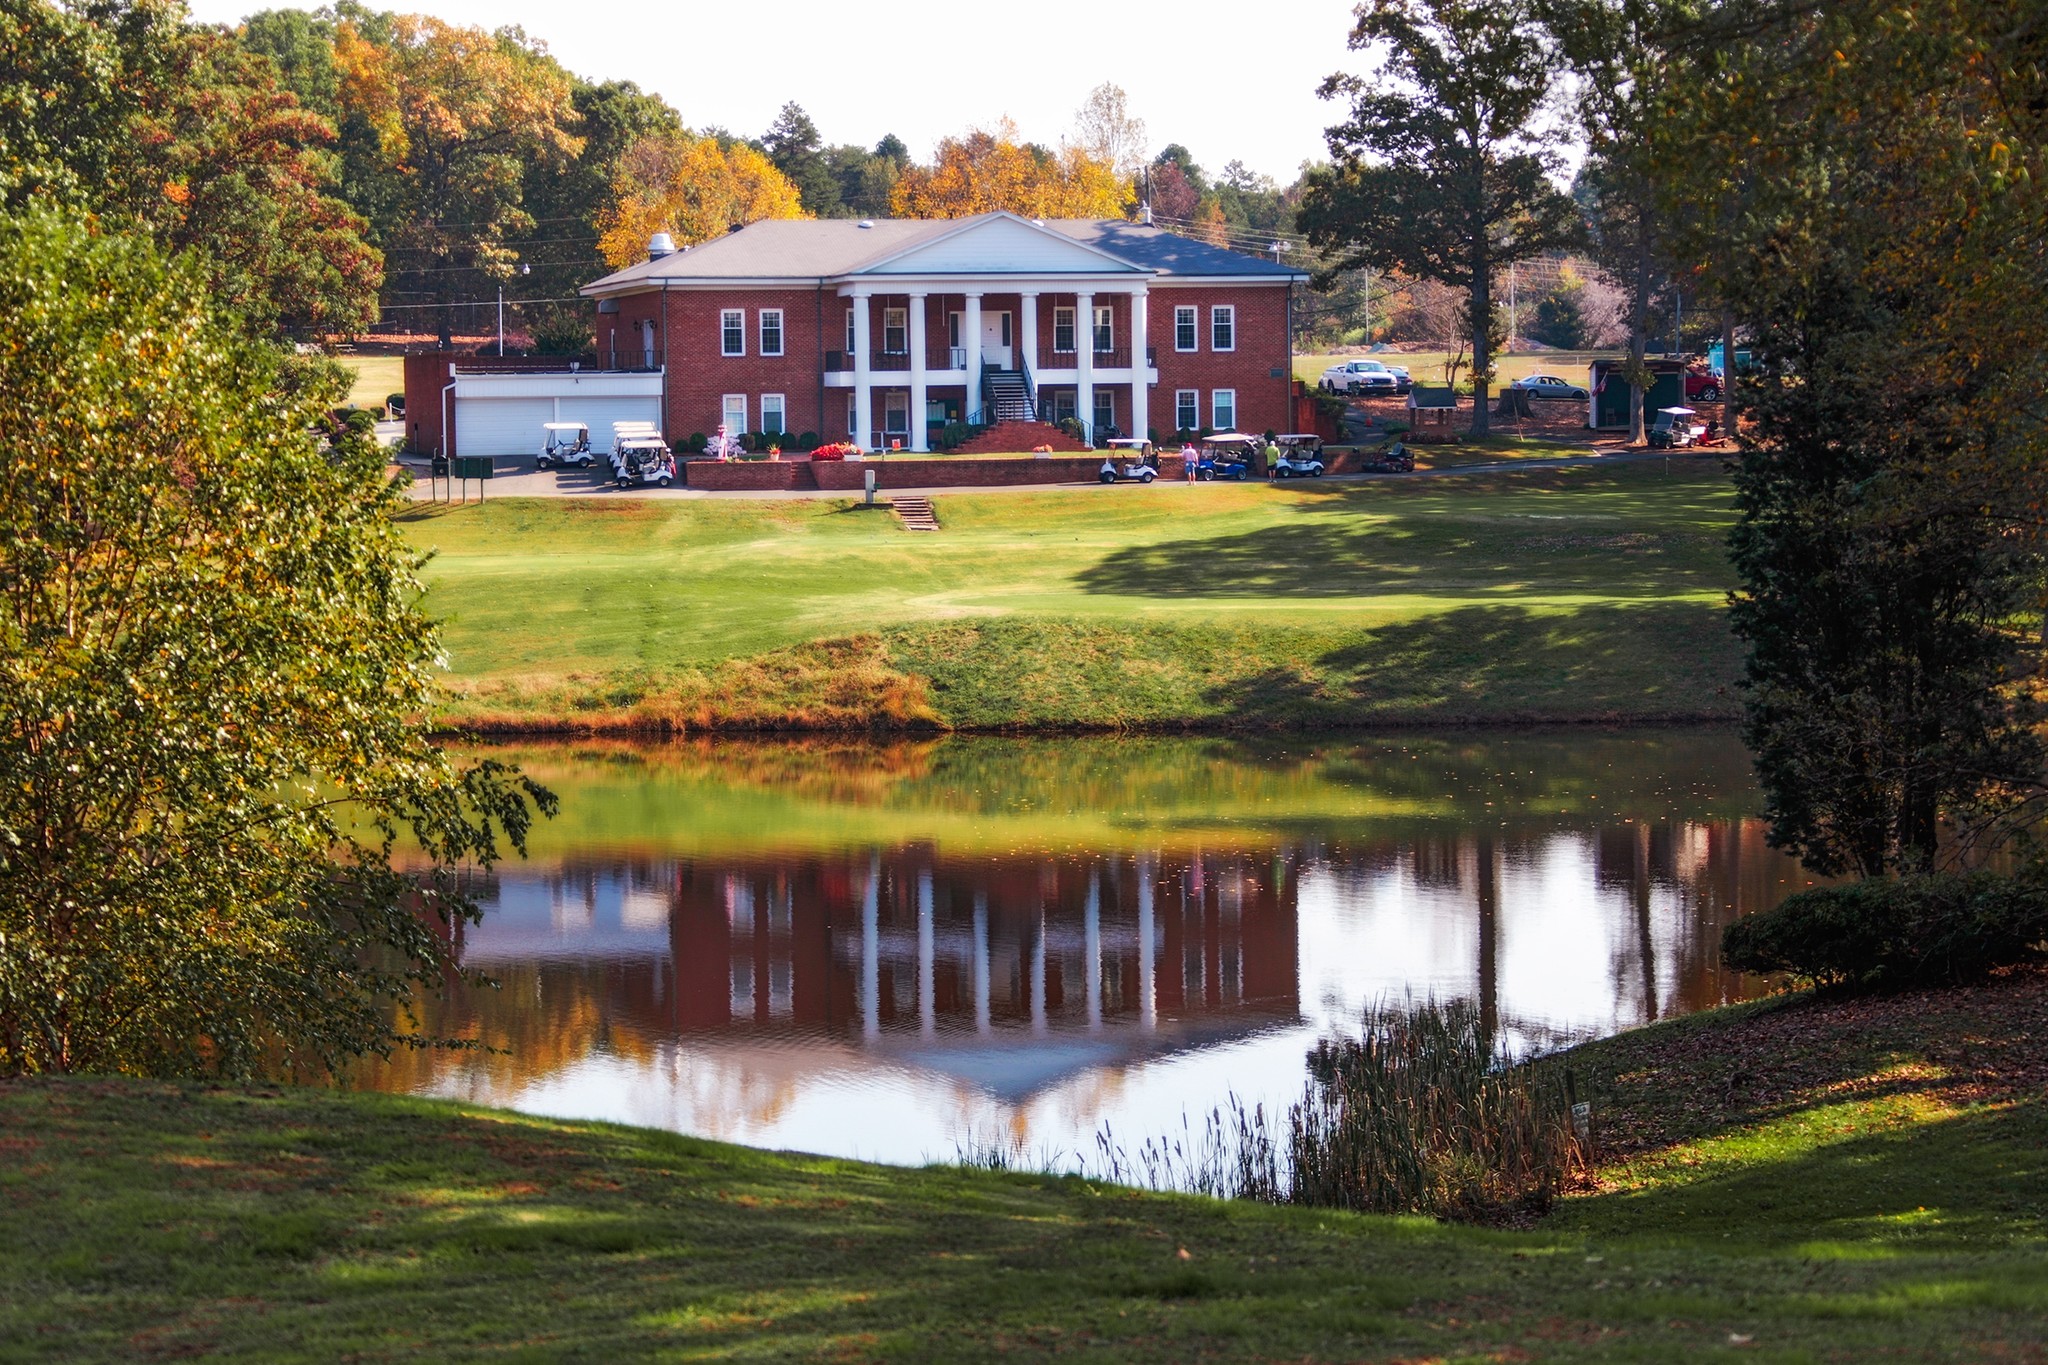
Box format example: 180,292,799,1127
385,392,405,415
1722,872,2048,990
686,432,707,454
1056,416,1085,441
931,420,984,452
737,432,756,453
796,431,819,451
1287,1000,1585,1218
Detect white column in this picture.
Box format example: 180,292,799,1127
861,853,880,1041
1128,287,1150,442
1030,907,1047,1035
972,892,991,1035
908,292,929,452
917,870,935,1037
1075,290,1094,444
963,292,983,422
1084,871,1102,1032
851,291,873,450
1019,292,1040,416
1138,856,1156,1031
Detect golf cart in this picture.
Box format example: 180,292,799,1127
536,421,595,470
1272,434,1326,478
611,433,677,489
1099,449,1158,484
1647,406,1706,449
1197,433,1260,481
1104,437,1156,463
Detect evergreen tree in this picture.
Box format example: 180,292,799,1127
763,101,841,216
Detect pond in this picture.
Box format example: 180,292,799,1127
363,730,1813,1167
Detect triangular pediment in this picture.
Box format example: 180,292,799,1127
854,212,1144,277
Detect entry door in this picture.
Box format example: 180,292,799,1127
981,311,1012,369
641,320,656,369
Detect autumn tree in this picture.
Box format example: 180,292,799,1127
3,0,380,337
597,132,806,266
0,209,550,1078
1072,82,1148,186
890,121,1128,219
334,13,582,346
1299,0,1581,435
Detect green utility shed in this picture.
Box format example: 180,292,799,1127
1588,360,1687,430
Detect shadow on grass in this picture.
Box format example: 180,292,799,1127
1075,503,1732,602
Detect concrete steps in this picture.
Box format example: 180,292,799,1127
893,495,939,532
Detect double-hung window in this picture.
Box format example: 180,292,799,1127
760,393,786,436
721,309,746,357
722,394,748,434
845,309,857,357
1093,389,1115,435
884,391,909,436
1210,305,1236,352
1174,306,1198,352
759,309,783,357
1093,305,1113,354
1053,306,1076,353
882,306,907,354
1175,389,1199,432
1211,388,1237,431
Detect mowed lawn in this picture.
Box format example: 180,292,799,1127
5,970,2043,1362
402,460,1743,729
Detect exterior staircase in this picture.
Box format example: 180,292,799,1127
982,368,1036,423
952,421,1093,455
892,495,939,531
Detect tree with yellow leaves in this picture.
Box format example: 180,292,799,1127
597,134,807,267
333,14,583,346
889,121,1129,220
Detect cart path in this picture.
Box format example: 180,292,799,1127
395,446,1726,502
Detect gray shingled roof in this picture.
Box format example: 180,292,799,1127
582,212,1305,295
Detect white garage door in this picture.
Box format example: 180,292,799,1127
455,398,554,458
555,397,661,448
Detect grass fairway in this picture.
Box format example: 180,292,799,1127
6,971,2042,1362
404,460,1743,731
342,353,404,413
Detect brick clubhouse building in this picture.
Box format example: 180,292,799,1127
583,210,1307,451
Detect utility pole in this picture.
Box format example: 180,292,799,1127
1508,262,1517,354
497,262,530,356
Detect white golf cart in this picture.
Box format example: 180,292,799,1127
1104,436,1155,461
1272,434,1326,478
536,421,595,470
1647,406,1706,450
1099,448,1157,483
611,432,677,489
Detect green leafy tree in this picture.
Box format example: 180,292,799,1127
1299,0,1582,434
763,101,841,217
1681,0,2048,873
0,210,551,1078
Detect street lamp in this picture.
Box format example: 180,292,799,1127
498,262,530,356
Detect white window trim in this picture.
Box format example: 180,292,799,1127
1052,305,1076,354
721,309,746,358
883,390,910,435
722,393,748,432
759,308,784,357
845,309,856,356
1093,304,1113,354
882,306,908,355
1175,389,1199,431
1211,388,1237,430
1174,305,1198,353
1210,305,1236,353
1093,389,1115,428
760,393,786,435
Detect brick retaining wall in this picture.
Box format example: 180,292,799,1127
676,449,1400,492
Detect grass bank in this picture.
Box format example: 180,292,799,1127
406,460,1742,733
5,968,2041,1362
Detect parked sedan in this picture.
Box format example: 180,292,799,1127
1319,360,1399,395
1508,373,1590,401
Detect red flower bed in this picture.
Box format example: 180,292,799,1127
810,442,859,462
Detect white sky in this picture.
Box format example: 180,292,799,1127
185,0,1360,185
